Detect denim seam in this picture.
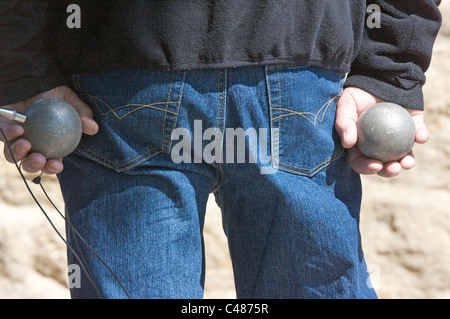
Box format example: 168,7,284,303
162,71,186,153
276,66,283,154
209,69,227,193
161,72,175,151
264,65,279,169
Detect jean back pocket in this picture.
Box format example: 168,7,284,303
72,69,185,172
265,65,345,177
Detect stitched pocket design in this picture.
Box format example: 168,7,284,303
265,65,344,177
72,69,186,172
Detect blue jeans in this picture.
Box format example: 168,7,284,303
58,65,377,299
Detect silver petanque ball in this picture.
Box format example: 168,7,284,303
22,98,82,159
356,102,416,163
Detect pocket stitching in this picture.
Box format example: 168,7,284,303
76,143,161,172
269,94,340,124
75,80,180,119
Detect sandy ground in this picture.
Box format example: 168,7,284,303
0,4,449,299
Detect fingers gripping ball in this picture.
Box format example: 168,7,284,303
356,102,416,163
22,98,82,159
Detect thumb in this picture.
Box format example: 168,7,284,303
63,88,99,136
335,91,358,149
407,109,429,145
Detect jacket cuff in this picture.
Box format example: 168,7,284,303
0,66,67,106
344,74,425,111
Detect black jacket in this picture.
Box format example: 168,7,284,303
0,0,442,110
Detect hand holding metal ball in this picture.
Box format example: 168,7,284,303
356,102,416,163
0,98,82,159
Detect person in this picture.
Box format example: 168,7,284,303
0,1,441,299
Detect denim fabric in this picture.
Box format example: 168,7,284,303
58,65,377,299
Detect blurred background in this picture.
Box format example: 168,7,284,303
0,3,449,299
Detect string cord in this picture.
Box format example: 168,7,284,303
0,126,131,299
38,182,131,298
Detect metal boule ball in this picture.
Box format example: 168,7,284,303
356,102,416,163
22,98,82,159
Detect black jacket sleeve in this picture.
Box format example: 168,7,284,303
344,0,442,110
0,0,66,106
